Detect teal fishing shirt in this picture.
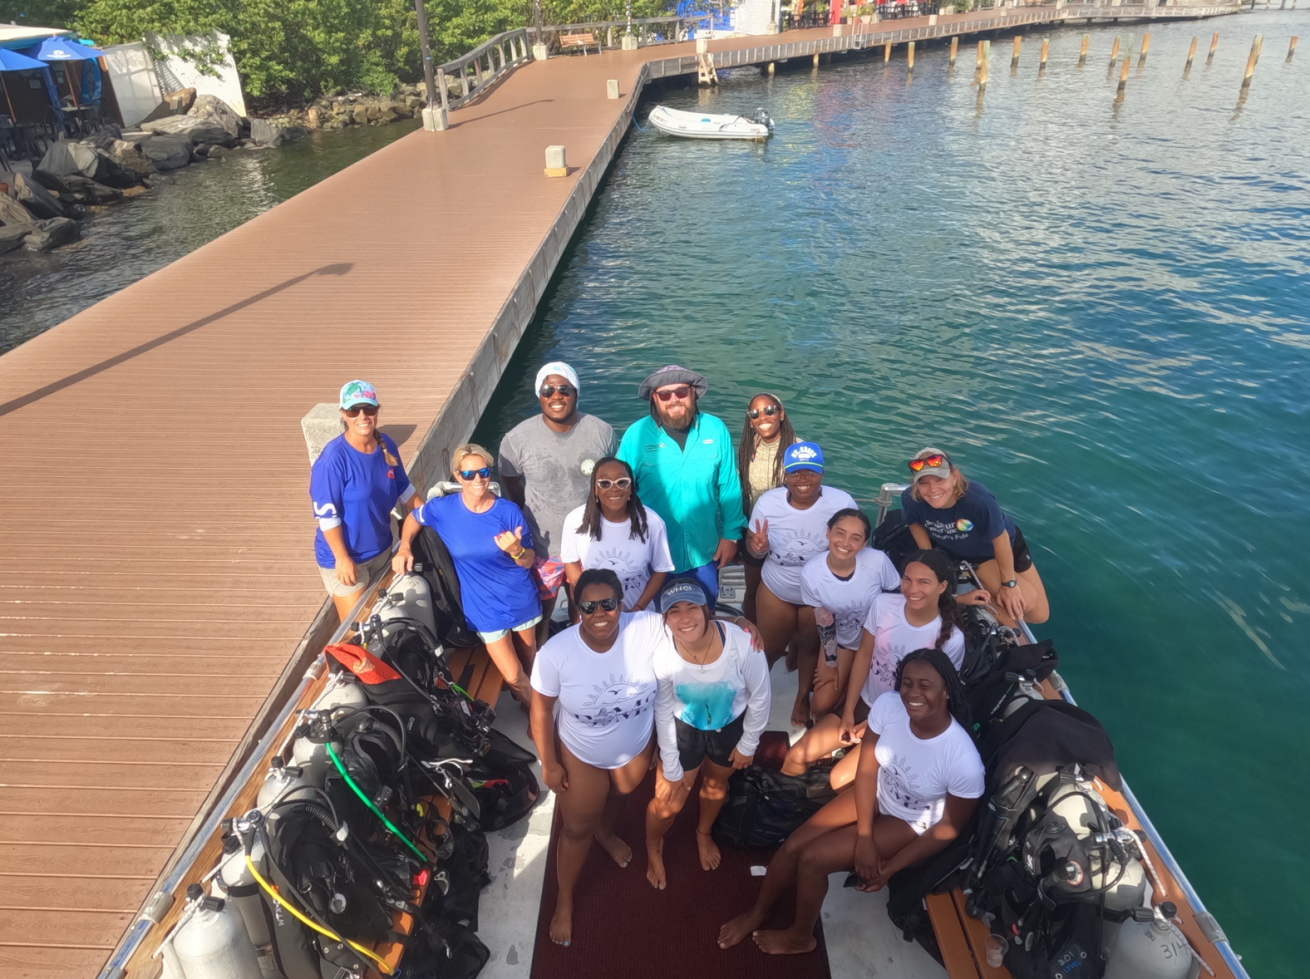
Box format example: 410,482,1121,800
617,412,746,573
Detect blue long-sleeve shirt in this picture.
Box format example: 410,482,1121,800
617,412,746,572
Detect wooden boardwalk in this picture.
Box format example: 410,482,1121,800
0,7,1239,978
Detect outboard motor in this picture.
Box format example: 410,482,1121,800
170,883,262,979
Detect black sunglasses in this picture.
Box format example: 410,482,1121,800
747,405,780,420
457,467,491,480
578,597,620,614
540,384,577,398
344,405,379,417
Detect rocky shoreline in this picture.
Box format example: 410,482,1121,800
1,86,430,257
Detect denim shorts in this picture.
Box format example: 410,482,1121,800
477,614,543,644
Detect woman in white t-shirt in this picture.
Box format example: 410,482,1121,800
745,441,858,728
560,457,675,613
718,649,984,954
645,579,771,891
800,508,900,718
783,549,965,789
529,568,663,948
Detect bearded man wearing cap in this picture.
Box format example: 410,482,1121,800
617,365,745,603
499,362,616,638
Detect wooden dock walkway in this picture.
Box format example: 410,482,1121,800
0,6,1240,977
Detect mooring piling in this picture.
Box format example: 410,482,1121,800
884,42,891,64
1110,36,1121,67
950,36,959,67
908,41,916,72
1012,35,1022,70
980,39,990,88
1078,33,1089,68
1118,48,1131,91
1241,34,1263,89
1207,31,1219,67
1288,36,1298,62
1040,38,1050,70
1139,32,1151,67
1186,36,1198,71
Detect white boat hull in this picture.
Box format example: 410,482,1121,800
646,104,772,141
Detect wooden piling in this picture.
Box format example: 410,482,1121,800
1110,36,1121,65
813,52,820,69
1240,34,1262,89
1040,39,1049,68
1012,35,1021,69
1207,31,1219,67
976,39,984,70
980,40,990,88
767,61,775,75
1139,32,1151,64
884,42,892,63
950,36,959,66
1117,49,1131,90
908,41,916,71
1186,36,1198,70
1078,33,1089,68
1288,36,1298,62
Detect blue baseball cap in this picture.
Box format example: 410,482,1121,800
339,379,379,409
658,579,709,614
784,441,824,474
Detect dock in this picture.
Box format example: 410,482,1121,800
0,5,1242,976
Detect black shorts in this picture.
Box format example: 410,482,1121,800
1011,525,1034,574
674,711,746,774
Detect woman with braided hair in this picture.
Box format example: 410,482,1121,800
718,648,984,955
781,549,965,789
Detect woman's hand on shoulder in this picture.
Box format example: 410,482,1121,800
734,616,764,651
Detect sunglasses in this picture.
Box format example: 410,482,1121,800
596,477,632,490
344,405,379,417
457,467,491,480
908,454,947,473
539,384,577,398
748,405,780,420
578,597,620,614
654,385,692,402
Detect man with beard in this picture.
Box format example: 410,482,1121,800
617,365,745,602
500,362,615,639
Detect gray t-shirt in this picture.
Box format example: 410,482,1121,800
498,413,615,558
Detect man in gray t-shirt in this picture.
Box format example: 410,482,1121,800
499,362,615,634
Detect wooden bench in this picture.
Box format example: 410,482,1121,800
444,645,506,706
925,889,1014,978
560,32,600,55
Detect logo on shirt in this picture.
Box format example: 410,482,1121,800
574,675,654,728
955,519,974,532
387,468,395,479
581,459,596,476
313,502,338,518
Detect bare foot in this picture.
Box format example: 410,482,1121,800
549,901,573,947
595,830,632,868
695,828,721,871
790,696,811,730
718,910,764,949
752,929,817,955
646,840,667,890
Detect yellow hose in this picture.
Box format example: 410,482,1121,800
244,853,394,975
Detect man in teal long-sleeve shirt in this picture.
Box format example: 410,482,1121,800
617,365,745,602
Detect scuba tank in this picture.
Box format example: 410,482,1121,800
1103,903,1198,979
375,572,436,637
219,833,272,949
256,758,320,809
171,883,262,979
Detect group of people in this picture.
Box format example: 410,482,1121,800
308,364,1051,952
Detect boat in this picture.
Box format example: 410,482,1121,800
646,104,774,140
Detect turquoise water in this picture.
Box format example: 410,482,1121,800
475,15,1310,975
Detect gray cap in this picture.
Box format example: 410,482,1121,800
638,364,709,401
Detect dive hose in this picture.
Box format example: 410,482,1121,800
325,741,429,863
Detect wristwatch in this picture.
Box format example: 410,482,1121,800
1002,579,1018,589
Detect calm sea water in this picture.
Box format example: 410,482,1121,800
2,15,1303,974
472,14,1309,976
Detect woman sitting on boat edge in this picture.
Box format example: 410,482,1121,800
901,447,1049,625
717,649,984,955
646,578,771,890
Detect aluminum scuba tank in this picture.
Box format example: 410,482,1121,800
171,883,261,979
219,833,272,949
256,758,319,809
1103,903,1198,979
375,571,436,637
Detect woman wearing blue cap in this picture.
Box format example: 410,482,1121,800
645,578,771,891
309,380,421,622
745,441,858,728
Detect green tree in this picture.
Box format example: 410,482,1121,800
0,0,85,29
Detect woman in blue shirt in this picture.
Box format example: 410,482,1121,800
309,380,420,623
394,443,541,704
900,447,1049,624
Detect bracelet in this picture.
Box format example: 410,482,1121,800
511,548,527,561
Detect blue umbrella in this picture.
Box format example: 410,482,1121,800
0,48,49,72
20,37,106,61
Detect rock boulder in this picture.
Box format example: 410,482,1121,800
23,216,81,252
60,175,123,205
249,118,309,147
103,138,156,178
189,94,244,140
0,193,39,231
147,115,230,146
139,134,193,170
37,141,102,180
0,226,28,254
13,173,65,220
88,147,142,188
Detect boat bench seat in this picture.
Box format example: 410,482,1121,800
560,32,600,55
925,889,1013,978
444,644,507,706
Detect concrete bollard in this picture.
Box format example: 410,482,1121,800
1185,35,1198,71
622,33,638,50
1012,35,1021,69
1078,32,1089,68
606,79,620,99
1241,34,1263,89
950,36,959,66
696,37,708,54
1207,31,1219,67
929,14,938,25
421,105,448,132
302,404,345,465
533,42,549,61
544,145,568,177
1288,35,1298,62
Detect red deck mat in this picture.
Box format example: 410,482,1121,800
529,733,830,979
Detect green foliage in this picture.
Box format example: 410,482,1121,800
0,0,83,28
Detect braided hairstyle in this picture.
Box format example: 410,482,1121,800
894,647,971,733
574,456,649,542
903,549,963,652
737,393,797,505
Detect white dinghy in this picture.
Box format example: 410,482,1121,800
646,104,774,141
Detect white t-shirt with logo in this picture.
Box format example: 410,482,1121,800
531,611,663,770
799,548,901,649
749,486,859,604
558,504,675,610
868,692,985,834
859,593,965,708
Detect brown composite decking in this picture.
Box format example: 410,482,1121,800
0,8,1241,978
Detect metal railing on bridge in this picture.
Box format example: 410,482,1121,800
527,15,715,53
433,27,534,112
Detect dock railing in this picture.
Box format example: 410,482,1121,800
436,27,534,111
528,14,715,53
